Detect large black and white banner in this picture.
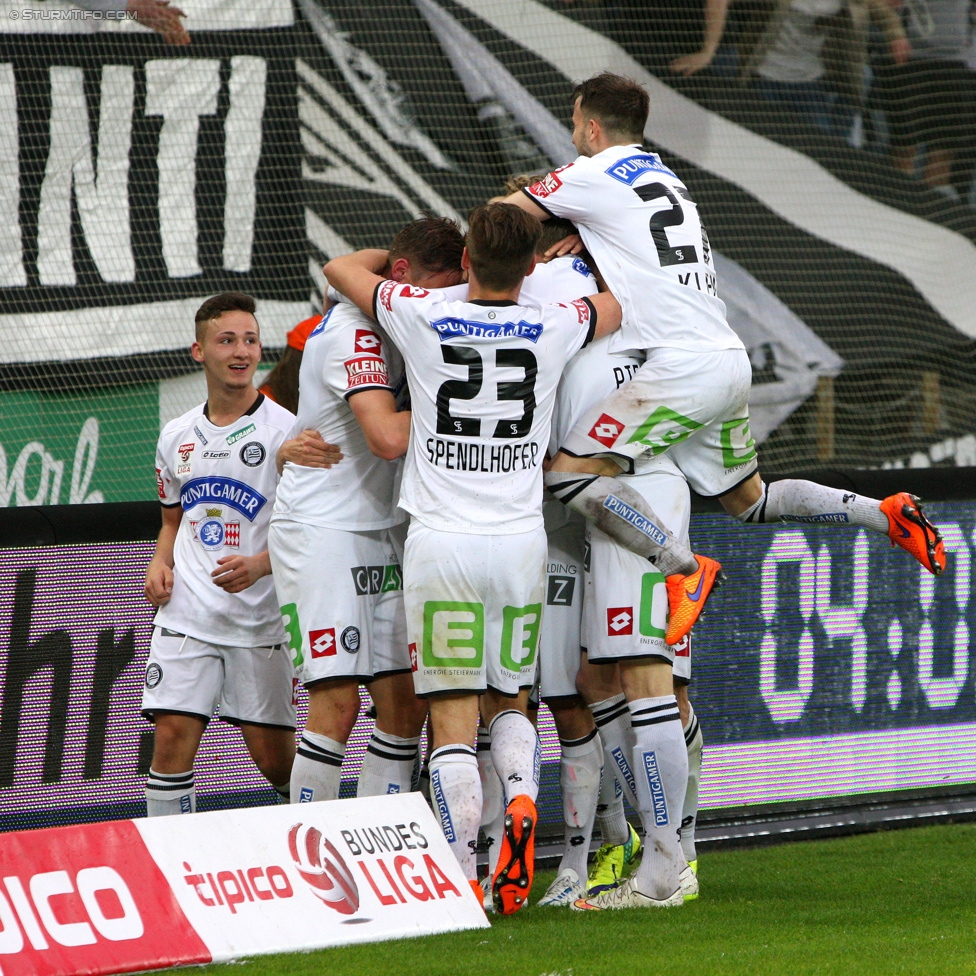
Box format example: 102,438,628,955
0,0,307,368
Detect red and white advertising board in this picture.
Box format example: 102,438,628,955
0,793,488,975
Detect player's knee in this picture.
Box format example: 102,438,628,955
149,714,203,771
729,478,767,523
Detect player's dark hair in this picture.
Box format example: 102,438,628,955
388,216,465,275
499,174,578,254
194,292,257,342
573,72,648,143
466,203,541,291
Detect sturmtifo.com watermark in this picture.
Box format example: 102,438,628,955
8,7,139,20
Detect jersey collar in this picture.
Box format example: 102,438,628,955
203,392,265,424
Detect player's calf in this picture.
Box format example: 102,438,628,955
730,478,946,576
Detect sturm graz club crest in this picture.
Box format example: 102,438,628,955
145,663,163,689
240,442,266,467
190,508,240,551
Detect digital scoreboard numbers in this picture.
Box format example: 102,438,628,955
692,502,976,808
0,503,972,830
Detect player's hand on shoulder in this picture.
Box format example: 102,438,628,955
145,559,174,607
543,234,583,261
277,429,343,473
211,553,270,593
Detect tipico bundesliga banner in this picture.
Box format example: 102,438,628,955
0,793,487,975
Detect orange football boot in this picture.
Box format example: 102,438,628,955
665,555,724,645
880,492,945,575
491,795,537,915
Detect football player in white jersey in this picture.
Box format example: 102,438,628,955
324,204,623,914
269,219,465,806
144,293,301,816
504,73,945,910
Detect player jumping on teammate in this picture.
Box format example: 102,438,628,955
502,72,945,910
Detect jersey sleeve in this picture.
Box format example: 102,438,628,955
548,297,597,361
522,162,589,222
154,437,180,508
372,279,442,348
325,314,396,402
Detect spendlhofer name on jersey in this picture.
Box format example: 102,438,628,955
425,438,540,472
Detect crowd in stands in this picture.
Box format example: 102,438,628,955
557,0,976,204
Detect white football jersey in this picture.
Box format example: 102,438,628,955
373,279,596,534
525,147,744,355
272,303,406,530
154,394,294,647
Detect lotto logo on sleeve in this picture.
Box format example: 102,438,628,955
607,607,633,636
155,468,166,500
528,171,563,198
588,414,625,448
309,629,336,658
354,329,382,354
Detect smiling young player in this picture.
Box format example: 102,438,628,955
143,292,300,816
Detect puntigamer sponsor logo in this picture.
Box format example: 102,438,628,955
226,423,257,446
429,317,543,343
605,152,676,185
179,477,267,520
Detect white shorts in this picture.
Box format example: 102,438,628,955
539,502,585,700
141,627,297,728
582,457,693,668
561,346,758,496
404,521,546,698
268,520,408,686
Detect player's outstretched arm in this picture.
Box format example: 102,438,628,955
145,506,181,606
589,292,622,340
500,192,549,221
211,551,272,593
276,429,343,474
349,390,410,461
323,250,389,320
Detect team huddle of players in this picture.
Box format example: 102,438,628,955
143,73,946,916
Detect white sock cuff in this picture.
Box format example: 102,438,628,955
683,704,701,745
487,709,526,736
736,482,768,523
146,768,194,791
560,727,601,758
589,694,629,729
367,730,421,763
627,695,680,730
429,743,478,767
298,731,346,767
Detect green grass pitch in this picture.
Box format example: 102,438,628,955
199,824,976,976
